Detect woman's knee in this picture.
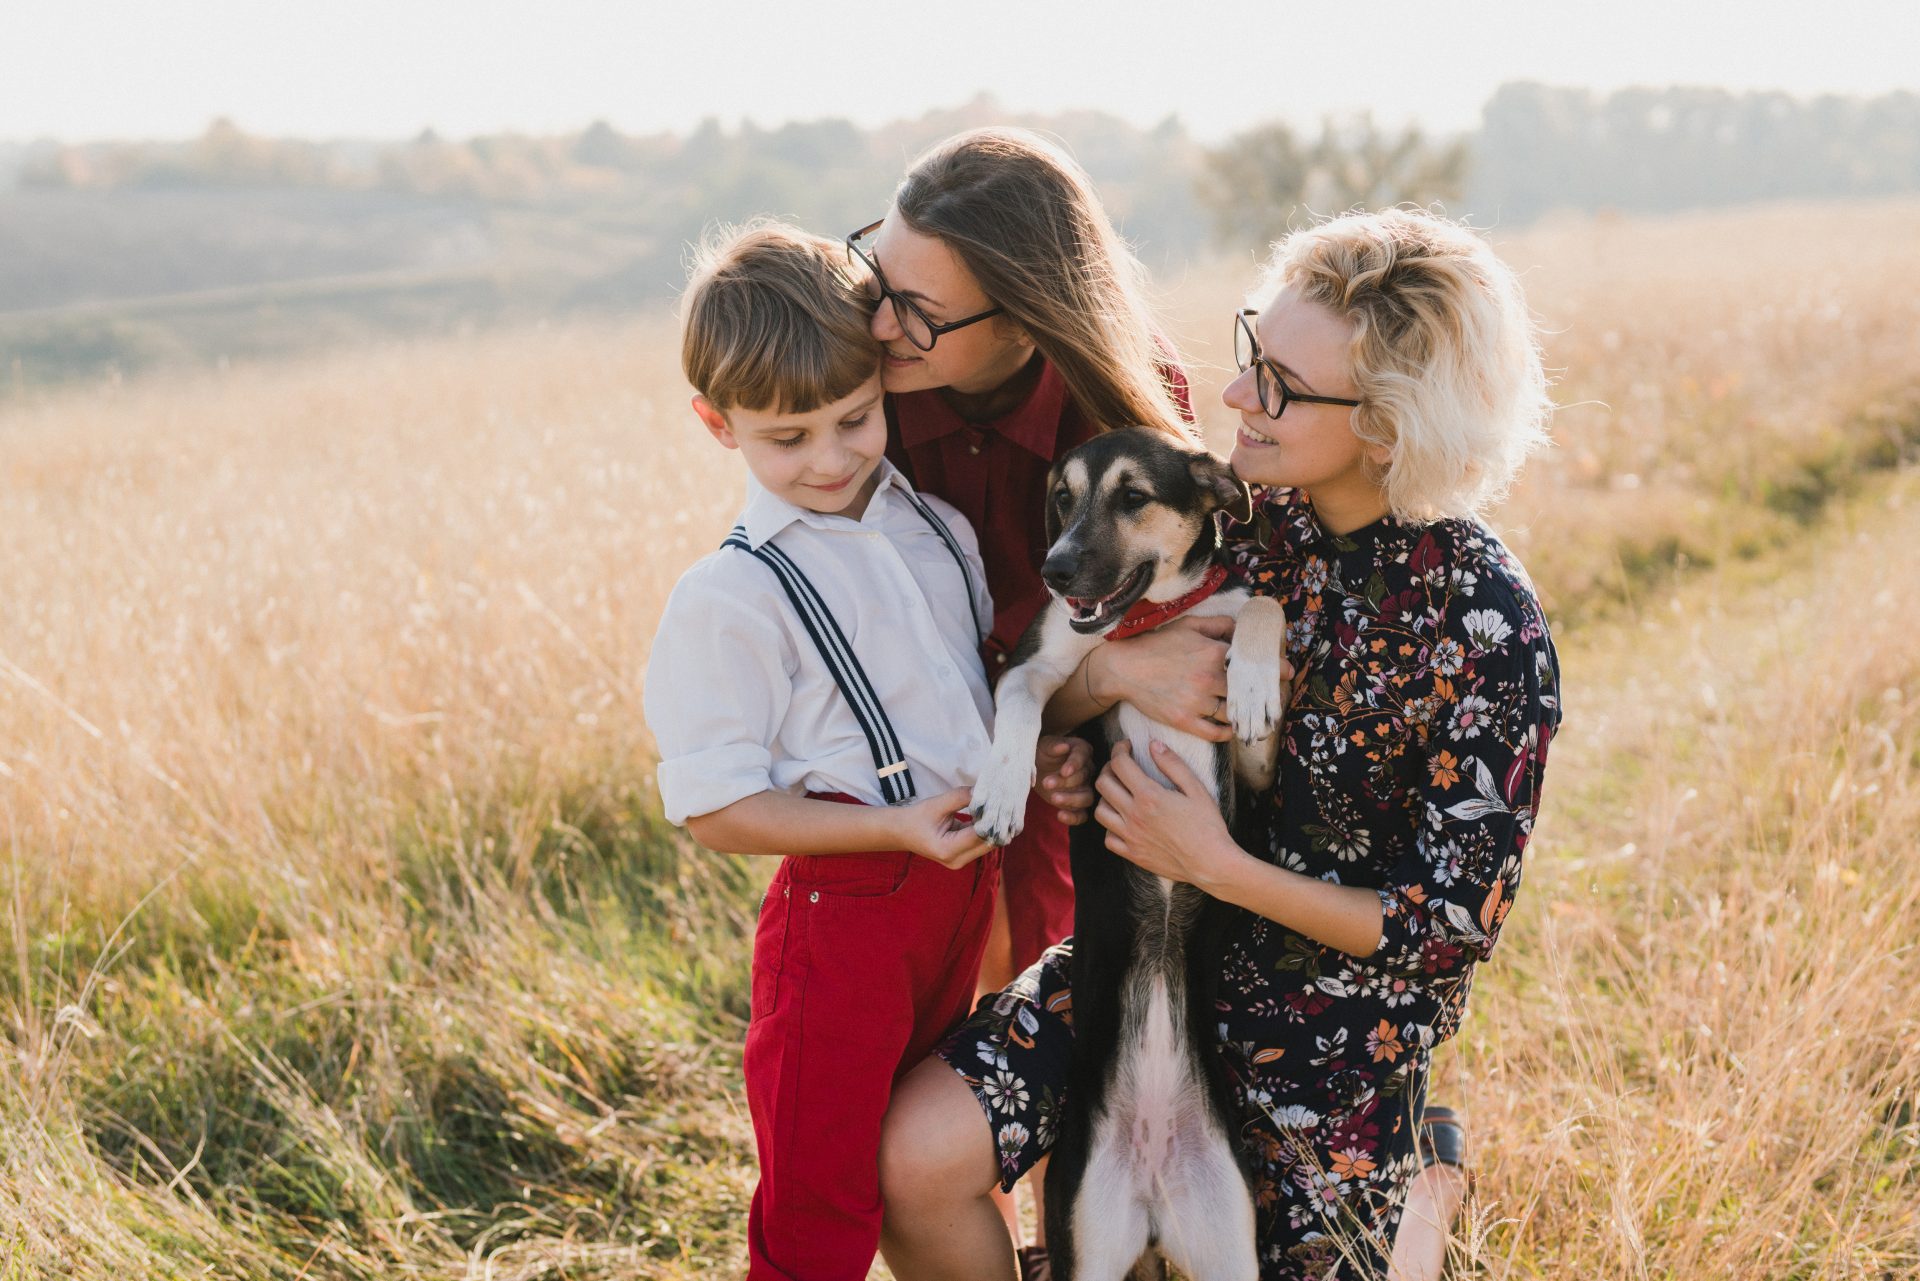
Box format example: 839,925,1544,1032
880,1056,999,1206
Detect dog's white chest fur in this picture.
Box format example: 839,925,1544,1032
1071,603,1264,1281
967,578,1281,1281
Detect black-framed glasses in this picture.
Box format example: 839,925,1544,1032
846,219,1005,351
1234,309,1362,419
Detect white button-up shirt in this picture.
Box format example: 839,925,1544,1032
646,461,996,825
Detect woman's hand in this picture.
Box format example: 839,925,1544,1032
1093,740,1251,892
1036,735,1096,826
1095,616,1236,743
899,788,996,869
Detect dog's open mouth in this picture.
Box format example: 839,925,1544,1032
1061,562,1154,633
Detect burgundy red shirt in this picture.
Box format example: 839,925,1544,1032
885,355,1193,672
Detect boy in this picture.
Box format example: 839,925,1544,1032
646,224,1075,1280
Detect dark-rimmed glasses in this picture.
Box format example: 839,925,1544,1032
846,219,1004,351
1235,309,1363,419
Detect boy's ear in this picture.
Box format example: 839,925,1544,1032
692,395,737,449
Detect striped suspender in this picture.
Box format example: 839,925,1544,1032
721,496,983,805
723,527,919,804
899,490,986,646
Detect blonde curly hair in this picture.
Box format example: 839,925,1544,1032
1257,209,1551,522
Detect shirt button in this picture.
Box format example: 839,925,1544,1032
808,891,820,904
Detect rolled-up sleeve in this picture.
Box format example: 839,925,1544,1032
644,559,799,826
1370,592,1558,978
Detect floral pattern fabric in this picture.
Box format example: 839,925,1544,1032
938,488,1561,1279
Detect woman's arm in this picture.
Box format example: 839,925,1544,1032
1093,741,1385,956
1042,615,1237,739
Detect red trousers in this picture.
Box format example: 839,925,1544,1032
1000,795,1074,973
744,802,1001,1281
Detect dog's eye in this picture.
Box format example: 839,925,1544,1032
1121,488,1151,508
1052,489,1072,512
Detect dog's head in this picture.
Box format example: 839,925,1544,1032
1041,427,1252,634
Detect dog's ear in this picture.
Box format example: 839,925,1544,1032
1189,452,1254,525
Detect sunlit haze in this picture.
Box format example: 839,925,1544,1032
8,0,1917,141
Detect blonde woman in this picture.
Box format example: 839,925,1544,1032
882,208,1560,1280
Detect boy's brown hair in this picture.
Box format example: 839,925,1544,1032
681,222,881,414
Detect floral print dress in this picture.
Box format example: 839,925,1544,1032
937,488,1561,1279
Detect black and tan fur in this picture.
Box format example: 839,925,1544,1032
970,428,1283,1281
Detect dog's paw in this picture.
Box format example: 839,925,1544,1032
1226,645,1284,745
969,752,1034,846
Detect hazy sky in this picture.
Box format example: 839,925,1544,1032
7,0,1916,143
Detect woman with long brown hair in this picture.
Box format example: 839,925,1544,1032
847,128,1235,1270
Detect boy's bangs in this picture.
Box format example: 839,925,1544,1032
722,339,879,416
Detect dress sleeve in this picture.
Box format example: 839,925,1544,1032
644,558,800,826
1369,586,1559,978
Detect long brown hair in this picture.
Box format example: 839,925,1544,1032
894,128,1189,438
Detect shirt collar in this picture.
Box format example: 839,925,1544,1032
1248,486,1413,566
890,356,1070,462
736,457,917,549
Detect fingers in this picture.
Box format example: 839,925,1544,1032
1145,739,1204,796
1179,614,1236,641
933,829,994,868
1100,743,1146,797
1042,782,1095,813
1039,737,1090,794
1094,800,1123,831
1182,712,1235,743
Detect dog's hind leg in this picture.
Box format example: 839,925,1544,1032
1065,1118,1153,1281
1151,1127,1258,1281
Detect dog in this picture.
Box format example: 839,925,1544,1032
969,426,1285,1281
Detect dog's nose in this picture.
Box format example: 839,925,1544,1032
1041,550,1079,594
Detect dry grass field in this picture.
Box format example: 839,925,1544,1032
3,198,1918,1279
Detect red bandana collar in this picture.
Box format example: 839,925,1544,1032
1106,564,1230,640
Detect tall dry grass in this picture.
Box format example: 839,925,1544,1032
2,324,764,1277
2,198,1918,1277
1448,473,1920,1278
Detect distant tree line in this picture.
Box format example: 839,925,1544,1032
1199,114,1471,248
1467,82,1920,223
15,98,1214,269
13,83,1920,258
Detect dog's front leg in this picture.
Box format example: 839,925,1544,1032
1225,596,1287,792
971,610,1100,846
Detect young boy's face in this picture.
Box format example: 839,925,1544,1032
694,373,889,521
